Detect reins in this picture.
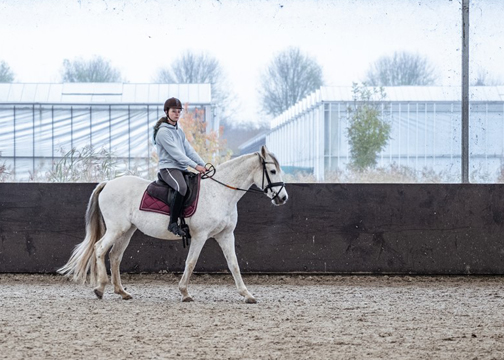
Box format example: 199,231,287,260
203,167,264,194
202,153,285,200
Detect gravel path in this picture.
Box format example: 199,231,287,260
1,273,503,359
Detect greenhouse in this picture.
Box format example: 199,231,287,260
265,86,504,182
0,83,213,180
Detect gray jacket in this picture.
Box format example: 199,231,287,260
155,122,205,171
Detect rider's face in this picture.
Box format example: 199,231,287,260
167,108,182,122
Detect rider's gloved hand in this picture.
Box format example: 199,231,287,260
195,165,206,174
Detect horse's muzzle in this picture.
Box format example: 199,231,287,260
271,192,288,206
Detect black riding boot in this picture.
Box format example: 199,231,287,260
168,192,187,236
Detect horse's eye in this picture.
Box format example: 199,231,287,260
270,169,277,175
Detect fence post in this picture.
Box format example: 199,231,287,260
461,0,470,183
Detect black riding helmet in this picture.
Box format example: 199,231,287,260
153,97,184,144
164,97,183,113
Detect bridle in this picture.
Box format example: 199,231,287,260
203,153,285,201
259,154,286,201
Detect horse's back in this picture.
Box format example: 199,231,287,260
107,175,151,188
99,175,180,239
98,176,150,222
97,174,236,240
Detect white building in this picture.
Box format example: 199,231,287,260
0,83,213,180
266,86,504,182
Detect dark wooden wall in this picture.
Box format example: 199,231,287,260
1,183,504,274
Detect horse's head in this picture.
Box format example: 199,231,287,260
255,145,288,206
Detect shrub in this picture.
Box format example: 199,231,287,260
347,83,391,171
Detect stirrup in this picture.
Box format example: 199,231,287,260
168,222,187,237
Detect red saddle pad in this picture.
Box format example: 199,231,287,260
139,190,199,218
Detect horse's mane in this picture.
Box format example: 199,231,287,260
268,152,281,171
216,150,281,172
215,152,256,172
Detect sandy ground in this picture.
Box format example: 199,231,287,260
1,273,504,360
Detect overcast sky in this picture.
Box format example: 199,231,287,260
0,0,502,123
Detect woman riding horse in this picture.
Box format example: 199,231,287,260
152,97,207,237
58,144,288,302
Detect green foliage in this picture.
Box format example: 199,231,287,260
347,83,391,171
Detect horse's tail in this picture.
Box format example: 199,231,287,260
57,181,108,286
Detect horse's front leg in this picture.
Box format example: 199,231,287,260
215,232,256,304
178,236,206,302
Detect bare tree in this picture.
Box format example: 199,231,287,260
154,50,235,122
0,60,15,82
61,56,122,82
471,68,503,86
259,47,324,117
364,51,437,86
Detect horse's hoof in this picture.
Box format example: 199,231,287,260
245,297,257,304
94,289,103,299
182,296,194,302
115,289,133,300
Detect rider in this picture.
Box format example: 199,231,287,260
153,97,206,236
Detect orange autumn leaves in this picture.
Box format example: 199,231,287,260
179,104,231,166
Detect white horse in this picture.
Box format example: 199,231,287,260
58,145,288,303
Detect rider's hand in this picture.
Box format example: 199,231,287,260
195,165,206,174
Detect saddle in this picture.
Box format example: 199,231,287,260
139,172,201,218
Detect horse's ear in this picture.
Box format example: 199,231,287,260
260,145,269,159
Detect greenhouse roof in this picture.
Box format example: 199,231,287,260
272,85,504,128
317,85,504,102
0,83,212,105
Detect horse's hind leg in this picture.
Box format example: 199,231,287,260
94,229,122,299
178,237,206,302
109,226,137,300
215,232,256,304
